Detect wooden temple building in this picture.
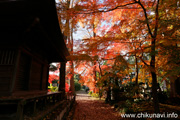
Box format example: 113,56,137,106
0,0,74,119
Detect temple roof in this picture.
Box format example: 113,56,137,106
0,0,69,62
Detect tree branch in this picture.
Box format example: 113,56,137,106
138,56,150,67
98,61,103,76
154,0,159,38
137,1,154,38
152,0,156,6
75,2,138,14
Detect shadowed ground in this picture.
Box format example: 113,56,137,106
72,90,121,120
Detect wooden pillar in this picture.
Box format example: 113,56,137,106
16,100,24,120
70,61,75,94
46,65,50,90
58,62,66,96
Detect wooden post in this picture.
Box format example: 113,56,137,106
58,62,66,97
33,100,37,114
16,100,24,120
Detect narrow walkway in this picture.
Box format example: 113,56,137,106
73,90,121,120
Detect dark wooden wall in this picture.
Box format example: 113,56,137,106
15,52,31,91
0,46,50,96
11,24,50,94
29,59,42,90
0,48,16,95
14,50,49,93
41,65,49,90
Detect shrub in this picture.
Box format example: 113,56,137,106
157,91,168,103
91,93,99,98
48,85,58,92
88,91,92,95
118,100,140,114
74,80,81,91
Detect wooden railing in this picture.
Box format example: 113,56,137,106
0,91,75,120
66,91,75,101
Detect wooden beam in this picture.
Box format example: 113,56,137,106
58,62,66,97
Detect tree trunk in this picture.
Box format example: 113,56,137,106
113,77,119,101
106,86,111,103
98,61,103,99
151,71,160,113
135,55,138,85
170,80,176,98
93,61,97,93
92,22,97,93
150,37,160,113
138,0,160,113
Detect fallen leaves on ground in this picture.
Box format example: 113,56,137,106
73,91,121,120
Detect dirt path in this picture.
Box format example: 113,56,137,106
73,90,121,120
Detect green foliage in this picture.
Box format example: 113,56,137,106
88,91,100,98
98,88,103,98
74,74,80,81
122,82,137,98
88,91,92,95
74,80,81,91
119,100,135,114
118,100,141,114
119,81,153,101
48,84,58,92
91,93,99,98
52,80,58,84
